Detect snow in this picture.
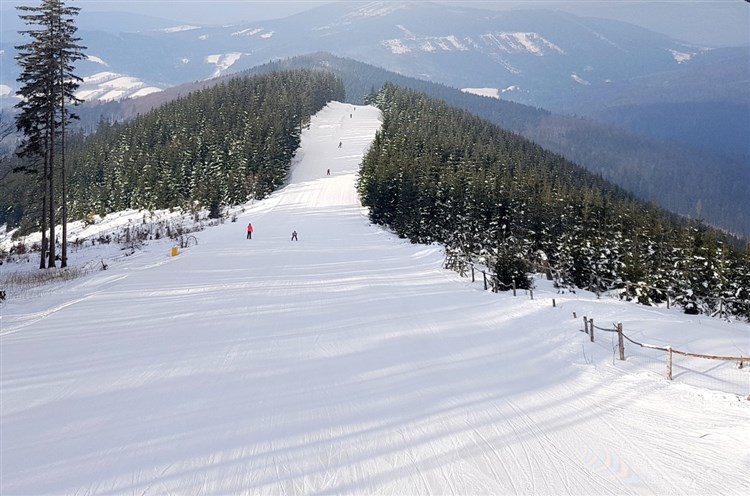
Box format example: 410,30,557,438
0,84,12,97
461,85,521,98
130,87,163,98
260,31,274,39
232,28,264,37
571,73,591,85
98,89,126,101
86,55,108,66
161,25,200,33
461,87,522,98
384,27,469,54
462,87,500,98
345,3,406,19
75,72,161,102
481,32,565,56
101,76,144,90
383,39,411,54
1,102,748,495
81,71,121,84
669,49,693,63
205,52,243,78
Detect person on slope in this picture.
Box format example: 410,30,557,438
246,222,254,240
291,230,298,241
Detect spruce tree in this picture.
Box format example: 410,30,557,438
15,0,84,268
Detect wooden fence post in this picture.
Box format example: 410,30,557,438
583,316,588,336
617,322,625,360
512,280,516,296
553,298,556,308
471,265,475,283
589,318,594,342
530,289,534,300
483,271,488,291
666,347,673,380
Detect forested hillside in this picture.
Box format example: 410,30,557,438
358,84,750,318
0,70,344,230
23,53,746,238
246,54,750,239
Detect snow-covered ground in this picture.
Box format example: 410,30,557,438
1,102,748,495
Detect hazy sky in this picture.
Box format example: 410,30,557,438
1,1,748,46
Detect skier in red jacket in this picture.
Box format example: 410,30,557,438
246,222,253,239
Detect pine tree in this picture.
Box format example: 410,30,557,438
55,0,85,267
14,0,84,268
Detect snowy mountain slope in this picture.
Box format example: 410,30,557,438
1,102,748,494
75,71,163,102
0,1,723,112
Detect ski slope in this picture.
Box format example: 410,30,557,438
1,102,749,495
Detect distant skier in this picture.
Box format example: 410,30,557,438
338,141,342,148
246,222,253,240
327,168,330,176
291,230,298,241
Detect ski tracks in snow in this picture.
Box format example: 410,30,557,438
2,102,749,495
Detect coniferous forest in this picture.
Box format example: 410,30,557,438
2,72,748,319
1,70,344,229
358,84,750,319
68,70,343,218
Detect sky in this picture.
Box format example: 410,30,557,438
1,101,749,494
1,0,748,46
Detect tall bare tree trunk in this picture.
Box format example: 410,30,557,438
39,155,48,270
60,64,68,268
48,105,56,268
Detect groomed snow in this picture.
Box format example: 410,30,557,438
1,102,748,495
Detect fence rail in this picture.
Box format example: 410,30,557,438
444,253,533,299
581,316,748,397
444,253,750,400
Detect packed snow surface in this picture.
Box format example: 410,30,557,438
1,102,748,495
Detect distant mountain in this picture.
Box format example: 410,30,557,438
584,46,750,164
3,1,745,162
2,1,742,112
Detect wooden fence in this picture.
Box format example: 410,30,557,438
444,253,534,299
582,316,748,398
